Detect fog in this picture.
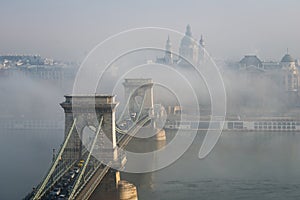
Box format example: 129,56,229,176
0,36,298,199
0,129,63,199
0,0,300,61
0,74,65,119
223,68,288,117
1,0,300,199
0,74,66,198
122,132,300,200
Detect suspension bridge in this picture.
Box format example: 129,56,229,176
24,78,158,200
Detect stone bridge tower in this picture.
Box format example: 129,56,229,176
60,95,119,161
122,78,154,120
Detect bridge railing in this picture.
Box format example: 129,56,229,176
71,115,150,200
27,89,152,200
33,118,77,200
68,117,103,199
116,92,148,136
118,115,151,147
117,91,147,125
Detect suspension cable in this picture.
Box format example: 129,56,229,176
68,117,103,199
33,118,77,200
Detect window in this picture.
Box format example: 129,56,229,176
228,122,233,129
234,122,243,129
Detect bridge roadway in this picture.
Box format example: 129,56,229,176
24,116,151,200
72,115,151,200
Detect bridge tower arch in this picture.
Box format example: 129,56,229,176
122,78,154,120
60,95,119,161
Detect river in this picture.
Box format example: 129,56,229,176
2,129,300,199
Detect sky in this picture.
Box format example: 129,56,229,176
0,0,300,62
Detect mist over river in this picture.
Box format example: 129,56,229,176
2,130,300,199
123,131,300,200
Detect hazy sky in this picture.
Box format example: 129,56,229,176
0,0,299,62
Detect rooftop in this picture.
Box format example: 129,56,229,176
281,54,295,63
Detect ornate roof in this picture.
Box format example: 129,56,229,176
240,55,263,68
281,54,295,63
180,25,195,47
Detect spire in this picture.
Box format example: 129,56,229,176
199,35,205,48
165,35,171,51
185,24,192,37
164,35,173,64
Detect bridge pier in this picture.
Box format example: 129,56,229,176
31,93,146,200
89,170,138,200
118,180,138,200
60,94,139,200
155,128,166,141
122,78,166,142
89,169,120,200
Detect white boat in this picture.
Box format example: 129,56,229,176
164,120,300,132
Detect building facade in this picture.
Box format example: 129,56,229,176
156,25,206,66
237,52,300,106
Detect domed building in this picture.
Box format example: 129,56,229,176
237,51,300,107
198,35,206,62
156,25,206,66
280,53,300,103
164,36,173,65
156,36,174,65
240,55,263,69
179,24,198,64
281,54,295,63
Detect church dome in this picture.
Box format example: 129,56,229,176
180,25,195,47
281,54,294,63
181,35,194,47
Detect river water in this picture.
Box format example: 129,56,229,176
123,131,300,200
2,129,300,199
0,129,63,200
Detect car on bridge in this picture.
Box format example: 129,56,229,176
61,176,70,186
67,185,73,194
73,167,80,174
119,122,127,129
77,159,85,167
58,192,67,199
69,171,75,179
61,180,69,187
50,187,61,196
131,112,137,119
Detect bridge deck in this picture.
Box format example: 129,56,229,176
74,116,151,199
26,116,151,200
74,165,110,200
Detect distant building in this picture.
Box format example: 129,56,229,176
238,52,300,105
156,36,173,65
0,55,46,66
178,24,198,65
281,53,299,95
198,35,206,62
240,55,263,69
0,55,77,91
156,24,206,66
